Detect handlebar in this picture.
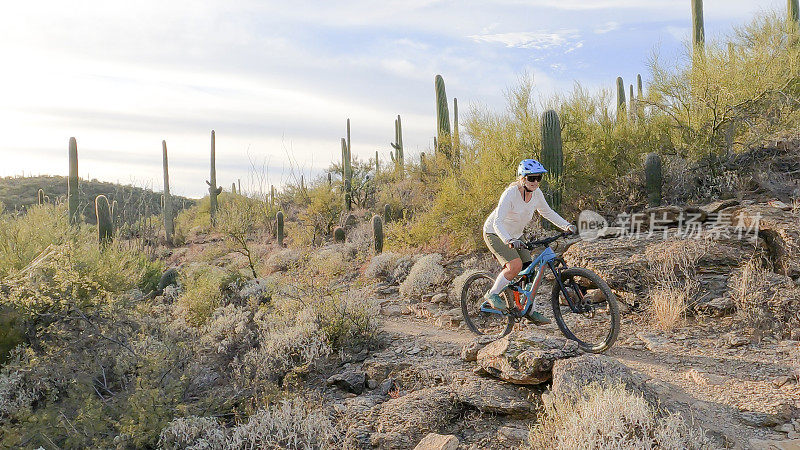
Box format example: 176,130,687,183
525,231,573,249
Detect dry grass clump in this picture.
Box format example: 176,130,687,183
364,252,401,281
399,253,446,299
731,258,800,336
159,398,340,449
159,416,227,450
528,383,712,450
644,239,707,330
228,397,341,448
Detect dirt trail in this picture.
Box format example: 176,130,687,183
377,293,799,448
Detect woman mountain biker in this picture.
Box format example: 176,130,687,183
482,158,577,324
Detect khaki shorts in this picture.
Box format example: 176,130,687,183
484,232,532,267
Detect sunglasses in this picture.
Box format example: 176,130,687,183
525,175,542,183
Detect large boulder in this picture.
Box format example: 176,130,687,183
475,332,581,385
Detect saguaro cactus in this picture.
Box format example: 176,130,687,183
540,110,564,215
453,98,460,163
276,210,284,246
391,115,404,171
207,130,222,225
231,183,237,194
37,189,45,206
270,185,275,206
629,84,634,120
68,137,79,224
645,153,663,207
341,136,352,211
692,0,705,51
384,203,392,223
637,74,643,99
616,77,626,120
238,178,241,194
434,74,451,157
375,150,379,175
333,226,345,243
372,215,384,254
96,195,113,246
162,140,174,245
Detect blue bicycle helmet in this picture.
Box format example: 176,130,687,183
517,159,548,177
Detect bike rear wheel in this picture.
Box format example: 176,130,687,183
551,267,619,353
460,271,514,338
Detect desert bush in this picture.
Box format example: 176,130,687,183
315,292,378,351
528,383,712,449
309,246,348,279
217,194,270,278
399,253,446,298
177,264,242,327
264,248,306,274
236,306,331,387
200,304,257,363
227,397,341,449
159,415,228,450
295,183,343,246
364,252,400,280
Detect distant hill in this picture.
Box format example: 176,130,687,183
0,175,196,225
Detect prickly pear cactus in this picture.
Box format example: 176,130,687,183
333,226,345,243
372,215,384,254
68,137,79,224
540,109,563,215
276,210,284,246
95,195,113,246
645,153,662,207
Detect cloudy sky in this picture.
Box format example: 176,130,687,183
0,0,784,197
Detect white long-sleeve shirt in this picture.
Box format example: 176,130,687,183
483,184,570,243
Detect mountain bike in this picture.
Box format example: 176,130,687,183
459,232,619,353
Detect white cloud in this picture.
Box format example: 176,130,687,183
469,29,580,49
594,21,619,34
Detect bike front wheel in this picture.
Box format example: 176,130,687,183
460,271,514,338
551,267,619,353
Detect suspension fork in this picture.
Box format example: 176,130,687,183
548,260,585,313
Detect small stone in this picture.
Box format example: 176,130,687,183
367,379,378,390
413,433,459,450
773,375,793,388
749,438,800,449
724,333,750,348
497,426,529,443
407,347,421,355
461,336,496,362
778,423,796,434
431,293,448,304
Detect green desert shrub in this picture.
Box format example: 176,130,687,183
177,264,242,327
364,252,401,280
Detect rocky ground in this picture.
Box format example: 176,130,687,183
311,199,800,449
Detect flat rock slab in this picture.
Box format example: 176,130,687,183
413,433,459,450
450,374,539,418
476,332,581,385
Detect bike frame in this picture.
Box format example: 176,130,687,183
479,246,584,317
